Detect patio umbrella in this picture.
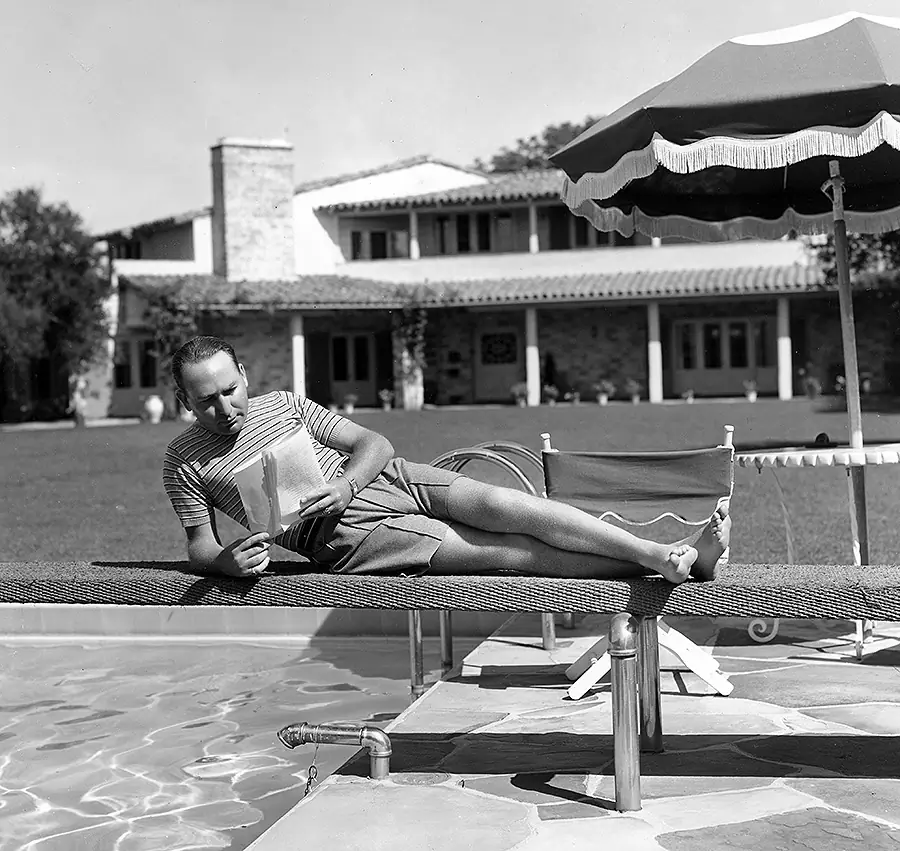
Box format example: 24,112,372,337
550,11,900,567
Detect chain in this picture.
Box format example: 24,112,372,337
303,743,320,798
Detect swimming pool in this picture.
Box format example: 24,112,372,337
0,637,439,850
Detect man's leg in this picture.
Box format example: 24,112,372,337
442,478,712,583
429,523,653,578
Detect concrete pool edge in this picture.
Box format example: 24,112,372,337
0,603,512,638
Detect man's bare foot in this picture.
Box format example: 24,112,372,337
690,506,731,581
655,544,697,584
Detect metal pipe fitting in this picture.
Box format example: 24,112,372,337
277,721,392,779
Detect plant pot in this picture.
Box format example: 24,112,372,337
515,398,527,407
381,402,392,411
597,393,609,406
344,403,355,415
144,394,165,424
745,391,758,403
631,395,640,405
547,399,557,406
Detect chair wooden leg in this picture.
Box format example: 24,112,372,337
609,612,641,811
637,615,663,754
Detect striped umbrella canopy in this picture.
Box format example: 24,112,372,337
550,12,900,570
551,12,900,242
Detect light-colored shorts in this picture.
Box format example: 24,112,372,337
309,457,464,575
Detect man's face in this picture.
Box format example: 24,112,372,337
177,351,249,436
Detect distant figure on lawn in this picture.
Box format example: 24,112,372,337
163,336,730,581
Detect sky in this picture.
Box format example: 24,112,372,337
4,0,900,233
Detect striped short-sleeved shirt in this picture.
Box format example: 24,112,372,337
163,391,348,554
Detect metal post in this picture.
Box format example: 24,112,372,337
541,613,557,651
439,610,453,675
636,616,663,753
609,612,641,811
408,610,425,701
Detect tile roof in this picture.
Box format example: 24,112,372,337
122,274,410,309
318,169,565,213
96,207,212,240
294,155,486,194
122,263,824,310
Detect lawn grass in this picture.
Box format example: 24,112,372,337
4,397,900,566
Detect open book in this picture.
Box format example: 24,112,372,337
232,425,328,537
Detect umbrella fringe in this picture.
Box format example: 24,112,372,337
571,198,900,243
561,110,900,209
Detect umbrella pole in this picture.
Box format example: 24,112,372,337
826,161,870,658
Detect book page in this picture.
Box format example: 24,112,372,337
266,426,328,532
233,457,277,534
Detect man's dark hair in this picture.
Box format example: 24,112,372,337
172,336,240,394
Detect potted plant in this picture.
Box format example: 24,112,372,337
681,388,695,404
343,393,359,414
624,378,642,404
564,390,581,405
743,379,758,402
798,366,822,400
593,379,616,405
143,394,165,425
377,388,395,411
510,381,529,407
543,384,560,405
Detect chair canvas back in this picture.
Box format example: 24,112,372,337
542,446,734,529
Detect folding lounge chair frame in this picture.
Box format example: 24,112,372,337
541,426,737,700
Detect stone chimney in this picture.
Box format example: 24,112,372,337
211,138,295,281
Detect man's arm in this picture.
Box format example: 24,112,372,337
298,418,395,520
184,521,271,577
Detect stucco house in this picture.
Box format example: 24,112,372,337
87,137,896,419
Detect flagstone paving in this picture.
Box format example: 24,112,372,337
250,614,900,850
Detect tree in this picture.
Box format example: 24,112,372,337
811,231,900,392
0,188,111,419
474,116,602,173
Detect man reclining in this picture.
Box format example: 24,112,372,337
163,336,730,581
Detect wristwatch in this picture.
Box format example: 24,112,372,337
340,473,360,500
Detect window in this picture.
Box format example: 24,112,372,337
476,213,491,252
138,340,158,388
353,335,370,381
350,231,363,260
494,213,513,253
702,323,722,369
114,341,133,388
678,325,695,370
112,239,142,259
547,206,571,250
480,332,518,365
728,322,749,368
332,336,349,381
370,231,388,260
456,214,471,253
436,216,450,254
573,217,589,248
753,320,771,367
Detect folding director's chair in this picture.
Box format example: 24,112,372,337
541,425,736,699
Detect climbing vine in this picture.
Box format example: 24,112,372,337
142,283,199,415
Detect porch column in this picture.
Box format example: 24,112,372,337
409,210,420,260
647,301,663,403
777,296,793,400
525,307,541,406
528,203,539,254
290,313,306,398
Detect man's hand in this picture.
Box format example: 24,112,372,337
213,532,272,577
297,477,354,521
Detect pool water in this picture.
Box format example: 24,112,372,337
0,637,437,850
